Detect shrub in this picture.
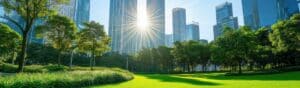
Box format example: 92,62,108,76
0,63,67,73
43,65,67,72
0,70,134,88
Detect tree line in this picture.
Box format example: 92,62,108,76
127,14,300,74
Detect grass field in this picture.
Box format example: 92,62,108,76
94,71,300,88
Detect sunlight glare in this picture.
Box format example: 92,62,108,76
137,10,149,31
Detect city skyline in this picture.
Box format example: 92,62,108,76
91,0,245,42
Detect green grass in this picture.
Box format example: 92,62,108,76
94,71,300,88
0,67,134,88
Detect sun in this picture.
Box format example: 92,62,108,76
137,10,149,31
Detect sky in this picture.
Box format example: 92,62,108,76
90,0,244,42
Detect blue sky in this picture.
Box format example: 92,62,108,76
90,0,244,41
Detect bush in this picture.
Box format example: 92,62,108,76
44,65,67,72
0,70,134,88
0,63,67,73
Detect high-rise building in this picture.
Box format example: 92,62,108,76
165,34,173,47
109,0,138,54
242,0,299,29
75,0,90,29
186,22,200,41
172,8,186,42
147,0,165,47
57,0,77,20
298,0,300,11
213,2,238,40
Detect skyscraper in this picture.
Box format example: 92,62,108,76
147,0,165,47
75,0,90,29
165,34,173,47
213,2,238,40
109,0,137,54
172,8,186,42
57,0,77,20
298,0,300,11
242,0,299,29
186,22,200,41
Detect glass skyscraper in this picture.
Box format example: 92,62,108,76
172,8,186,42
75,0,90,29
109,0,138,54
186,22,200,41
242,0,299,29
147,0,165,48
213,2,238,40
165,34,173,47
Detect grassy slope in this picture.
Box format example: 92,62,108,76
94,71,300,88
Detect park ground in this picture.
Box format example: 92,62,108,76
94,71,300,88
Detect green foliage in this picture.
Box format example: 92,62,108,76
269,14,300,65
0,0,69,72
78,21,111,70
0,70,133,88
213,26,256,73
270,14,300,52
36,15,77,65
172,41,211,72
0,63,67,73
0,23,21,62
133,46,175,73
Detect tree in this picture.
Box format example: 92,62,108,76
0,23,21,63
155,46,174,73
78,21,110,70
253,27,273,69
36,15,77,66
197,42,211,72
214,27,256,74
269,14,300,65
0,0,68,72
172,41,190,72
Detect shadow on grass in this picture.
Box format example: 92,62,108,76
176,71,300,81
142,74,221,86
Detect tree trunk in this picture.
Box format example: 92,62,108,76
11,52,16,64
187,63,190,72
238,60,242,74
58,51,62,66
17,33,28,73
69,51,74,69
249,62,254,71
90,52,95,71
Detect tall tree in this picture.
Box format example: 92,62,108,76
0,0,68,72
36,15,77,66
78,21,110,70
214,27,256,74
269,14,300,65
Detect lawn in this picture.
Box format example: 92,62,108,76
94,71,300,88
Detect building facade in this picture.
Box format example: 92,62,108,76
242,0,299,29
172,8,186,42
109,0,138,54
186,22,200,41
75,0,90,29
165,34,173,47
147,0,165,48
213,2,238,40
